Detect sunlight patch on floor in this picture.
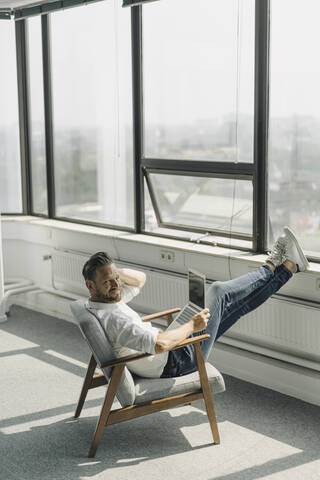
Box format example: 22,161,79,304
260,461,320,480
44,349,88,368
1,411,76,434
117,457,148,464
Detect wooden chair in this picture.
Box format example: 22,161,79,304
71,301,225,457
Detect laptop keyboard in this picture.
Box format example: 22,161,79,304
174,303,202,326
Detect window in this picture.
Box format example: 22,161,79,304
27,16,48,215
4,0,318,260
50,0,134,227
269,0,320,257
143,0,255,162
0,21,22,213
142,0,255,248
146,172,252,236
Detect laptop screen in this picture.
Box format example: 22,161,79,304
189,270,205,308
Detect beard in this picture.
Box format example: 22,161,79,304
95,287,121,303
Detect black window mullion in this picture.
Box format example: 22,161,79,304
41,14,55,219
142,158,254,177
0,9,11,20
253,0,270,253
144,169,162,226
131,5,144,233
15,18,32,215
14,0,105,21
145,167,252,182
52,216,135,232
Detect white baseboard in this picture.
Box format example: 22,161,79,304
210,342,320,407
7,291,320,407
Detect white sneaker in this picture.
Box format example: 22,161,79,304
266,233,287,268
283,226,309,272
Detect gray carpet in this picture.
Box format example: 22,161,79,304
1,305,320,480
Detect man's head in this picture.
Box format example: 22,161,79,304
82,252,122,303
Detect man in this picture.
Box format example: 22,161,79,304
83,226,309,379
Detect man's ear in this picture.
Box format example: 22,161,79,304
85,280,95,294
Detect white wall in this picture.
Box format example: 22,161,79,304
3,216,320,299
2,216,320,406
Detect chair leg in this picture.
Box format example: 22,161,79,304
89,364,125,458
194,343,220,445
75,355,97,418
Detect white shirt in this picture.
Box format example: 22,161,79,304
86,284,168,378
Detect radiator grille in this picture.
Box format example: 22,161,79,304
229,298,320,360
51,249,189,310
52,250,89,296
129,270,188,313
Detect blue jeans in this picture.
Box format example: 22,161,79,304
160,264,292,378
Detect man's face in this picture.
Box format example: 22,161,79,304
86,263,122,303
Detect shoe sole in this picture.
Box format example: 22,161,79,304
283,226,309,271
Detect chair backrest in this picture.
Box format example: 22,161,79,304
70,299,135,407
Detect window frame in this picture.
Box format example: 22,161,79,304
47,5,136,231
134,0,270,253
144,167,253,242
7,0,319,261
13,4,136,232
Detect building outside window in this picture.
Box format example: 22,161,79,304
143,0,255,249
2,0,319,260
50,0,134,228
27,15,48,215
0,20,22,213
268,0,320,258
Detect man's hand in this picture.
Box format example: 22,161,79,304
118,268,146,290
155,308,210,354
191,308,210,332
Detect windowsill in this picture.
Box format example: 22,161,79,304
2,215,320,273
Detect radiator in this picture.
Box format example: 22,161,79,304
51,249,320,363
51,249,190,311
52,249,89,297
228,297,320,362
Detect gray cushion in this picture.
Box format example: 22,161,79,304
134,362,225,405
70,299,135,407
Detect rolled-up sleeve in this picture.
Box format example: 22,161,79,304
121,285,140,304
107,315,158,354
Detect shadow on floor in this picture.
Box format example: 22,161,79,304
1,406,216,479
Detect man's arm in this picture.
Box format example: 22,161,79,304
155,308,210,354
118,268,146,290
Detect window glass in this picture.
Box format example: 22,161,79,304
0,21,22,213
143,0,255,162
27,16,48,215
269,0,320,257
51,0,134,227
146,173,253,237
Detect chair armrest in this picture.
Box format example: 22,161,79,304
100,352,152,369
100,334,210,369
171,333,210,350
141,308,181,322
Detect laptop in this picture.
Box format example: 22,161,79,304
166,269,206,330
